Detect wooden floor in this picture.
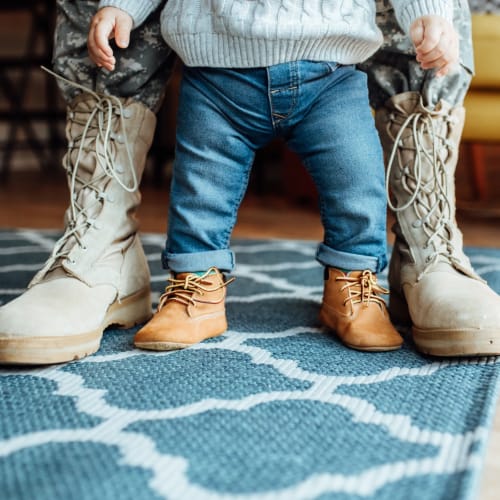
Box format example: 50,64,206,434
1,158,500,498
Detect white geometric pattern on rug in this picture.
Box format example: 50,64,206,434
1,230,500,500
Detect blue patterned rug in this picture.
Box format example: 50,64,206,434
1,229,500,500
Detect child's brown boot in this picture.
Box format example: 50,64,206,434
319,268,403,351
134,268,233,351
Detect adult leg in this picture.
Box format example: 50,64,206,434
0,0,174,364
361,0,500,356
283,62,402,351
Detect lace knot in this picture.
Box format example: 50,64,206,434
157,268,234,311
336,270,388,309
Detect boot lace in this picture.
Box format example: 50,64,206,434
336,270,388,308
384,109,461,269
40,67,138,271
157,268,235,311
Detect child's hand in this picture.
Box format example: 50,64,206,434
410,15,459,77
87,7,133,71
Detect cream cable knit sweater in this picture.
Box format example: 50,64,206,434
99,1,454,68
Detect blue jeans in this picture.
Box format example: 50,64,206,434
164,61,388,273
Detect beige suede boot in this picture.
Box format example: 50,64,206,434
134,268,234,351
376,91,500,357
0,91,156,364
319,268,403,351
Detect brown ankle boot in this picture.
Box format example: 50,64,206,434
319,268,403,351
134,268,234,351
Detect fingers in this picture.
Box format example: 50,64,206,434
410,16,459,78
87,8,133,72
114,17,132,49
420,33,458,77
88,17,116,71
410,19,425,48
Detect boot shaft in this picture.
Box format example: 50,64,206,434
376,91,477,281
31,93,156,288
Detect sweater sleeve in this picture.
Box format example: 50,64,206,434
98,0,163,29
390,0,454,35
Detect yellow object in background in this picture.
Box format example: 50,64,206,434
463,14,500,141
461,14,500,201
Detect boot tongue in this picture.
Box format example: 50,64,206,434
55,96,135,260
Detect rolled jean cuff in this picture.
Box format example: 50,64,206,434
315,243,387,273
162,249,236,273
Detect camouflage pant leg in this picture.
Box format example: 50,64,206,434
469,0,500,12
360,0,473,110
53,0,174,112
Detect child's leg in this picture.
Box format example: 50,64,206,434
287,64,387,273
285,62,401,351
136,66,274,350
164,66,272,274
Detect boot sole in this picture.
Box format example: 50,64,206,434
134,327,226,351
413,327,500,357
134,330,225,352
0,288,152,365
343,342,402,352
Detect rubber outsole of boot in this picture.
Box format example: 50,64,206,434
342,342,402,352
0,287,152,365
413,328,500,357
134,330,225,351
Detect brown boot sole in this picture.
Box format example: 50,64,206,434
413,327,500,357
134,329,225,351
343,342,402,352
0,287,152,365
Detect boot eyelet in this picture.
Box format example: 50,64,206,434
122,109,132,119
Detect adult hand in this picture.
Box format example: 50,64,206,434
410,15,460,77
87,7,133,71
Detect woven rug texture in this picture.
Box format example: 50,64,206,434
1,229,500,500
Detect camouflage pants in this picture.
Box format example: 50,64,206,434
53,0,173,112
469,0,500,12
53,0,477,112
361,0,474,109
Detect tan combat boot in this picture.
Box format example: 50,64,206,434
0,91,156,364
376,91,500,357
319,268,403,351
134,268,234,351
